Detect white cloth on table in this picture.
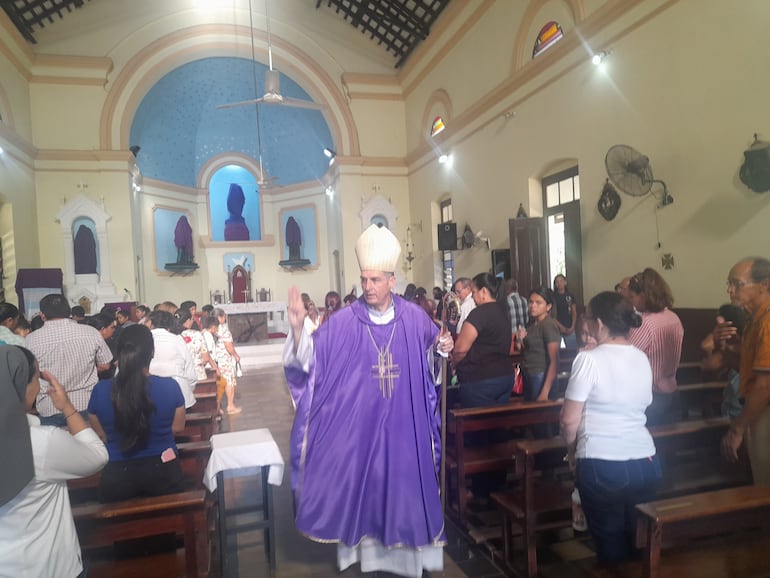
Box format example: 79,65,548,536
203,428,284,491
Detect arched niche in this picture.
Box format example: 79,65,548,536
360,195,398,231
57,195,122,307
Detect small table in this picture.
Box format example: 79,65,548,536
204,429,284,577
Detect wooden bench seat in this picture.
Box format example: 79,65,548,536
73,490,209,578
194,379,217,395
179,412,216,442
491,417,751,577
588,531,770,577
677,381,724,419
193,390,218,416
636,485,770,577
445,441,517,474
68,440,212,503
446,399,563,521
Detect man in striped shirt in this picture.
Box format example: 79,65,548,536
26,293,113,426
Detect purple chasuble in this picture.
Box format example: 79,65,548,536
285,294,445,549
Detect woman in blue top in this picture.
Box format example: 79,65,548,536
88,324,186,502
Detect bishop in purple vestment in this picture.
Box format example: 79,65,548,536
283,224,453,578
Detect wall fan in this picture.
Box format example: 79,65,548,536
217,0,323,111
461,225,490,250
605,144,673,206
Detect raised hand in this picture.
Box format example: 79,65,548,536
288,286,307,351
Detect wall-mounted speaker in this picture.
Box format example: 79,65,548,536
437,223,457,251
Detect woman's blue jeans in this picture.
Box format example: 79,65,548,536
459,374,514,408
576,455,662,563
523,372,545,401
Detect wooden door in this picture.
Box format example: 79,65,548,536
509,217,549,295
561,200,584,312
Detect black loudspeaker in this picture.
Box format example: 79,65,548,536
491,249,511,279
437,223,457,251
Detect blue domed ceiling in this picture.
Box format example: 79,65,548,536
129,57,334,188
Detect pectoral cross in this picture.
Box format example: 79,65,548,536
371,350,400,399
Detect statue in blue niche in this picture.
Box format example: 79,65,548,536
174,216,194,264
279,215,311,269
73,224,97,274
286,216,302,261
224,183,250,241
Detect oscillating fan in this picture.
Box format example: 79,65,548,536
604,145,673,206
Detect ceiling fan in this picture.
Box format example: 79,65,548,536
217,0,324,111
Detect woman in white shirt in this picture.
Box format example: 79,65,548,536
560,291,661,565
0,345,108,578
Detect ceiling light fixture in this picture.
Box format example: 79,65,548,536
591,50,609,65
323,148,337,165
0,146,4,154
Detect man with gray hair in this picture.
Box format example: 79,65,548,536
453,277,476,334
284,224,453,578
721,257,770,483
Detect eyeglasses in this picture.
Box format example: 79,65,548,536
726,279,755,290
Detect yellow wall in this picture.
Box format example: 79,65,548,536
3,0,770,311
405,0,770,307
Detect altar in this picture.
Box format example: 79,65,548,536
219,302,287,344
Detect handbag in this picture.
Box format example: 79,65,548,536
235,361,243,378
512,364,524,396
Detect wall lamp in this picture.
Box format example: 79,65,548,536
129,145,141,157
323,148,337,165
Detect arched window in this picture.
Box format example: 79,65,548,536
208,165,261,242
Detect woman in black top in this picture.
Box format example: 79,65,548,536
553,274,578,349
452,273,515,408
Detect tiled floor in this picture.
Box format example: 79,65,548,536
219,360,598,578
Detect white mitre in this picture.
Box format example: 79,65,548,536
355,224,402,272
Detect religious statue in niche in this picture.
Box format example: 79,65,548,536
164,215,199,272
279,215,311,269
73,224,97,274
174,216,195,264
224,183,250,241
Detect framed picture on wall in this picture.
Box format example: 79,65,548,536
278,205,318,267
152,206,196,273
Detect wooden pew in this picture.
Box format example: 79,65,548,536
491,417,751,577
677,381,724,420
179,412,216,442
493,437,572,578
68,440,212,503
445,399,563,521
193,390,218,416
591,532,770,578
194,376,217,396
72,490,209,578
636,485,770,578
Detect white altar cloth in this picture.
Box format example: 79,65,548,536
203,428,285,491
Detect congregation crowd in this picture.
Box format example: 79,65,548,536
2,240,769,576
0,295,245,577
292,253,770,570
